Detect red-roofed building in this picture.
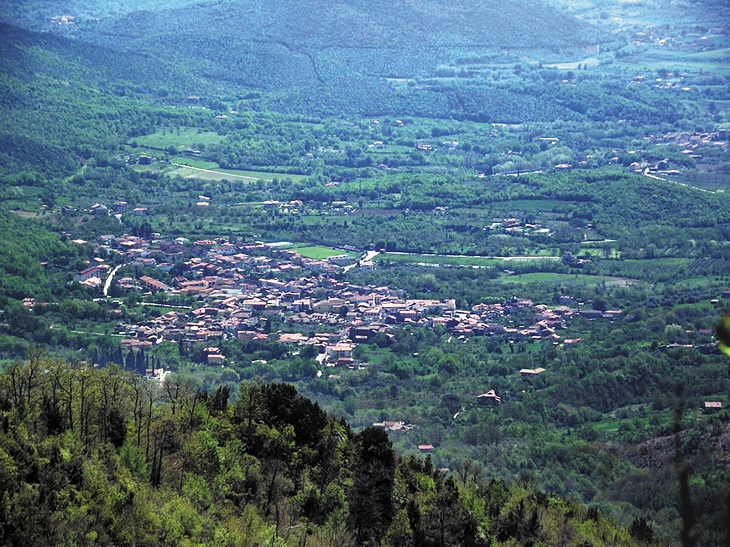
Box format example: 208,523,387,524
139,276,170,293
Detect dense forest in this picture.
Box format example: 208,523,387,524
0,354,643,546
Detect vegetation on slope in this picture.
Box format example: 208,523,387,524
0,354,641,546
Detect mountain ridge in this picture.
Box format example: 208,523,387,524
80,0,605,86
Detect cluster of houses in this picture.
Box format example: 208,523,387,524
487,217,553,238
654,129,727,156
613,128,727,176
72,233,620,371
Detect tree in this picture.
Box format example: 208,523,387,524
6,346,47,421
424,477,475,546
348,427,396,544
208,385,230,416
630,516,655,544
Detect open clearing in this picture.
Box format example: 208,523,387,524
130,128,224,150
169,164,267,182
377,252,560,267
498,272,641,286
289,245,358,259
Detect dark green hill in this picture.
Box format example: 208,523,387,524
0,22,207,182
89,0,601,58
0,213,82,301
76,0,605,117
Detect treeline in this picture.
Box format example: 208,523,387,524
0,353,640,545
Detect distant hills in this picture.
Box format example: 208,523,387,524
3,0,607,117
0,0,610,179
84,0,603,85
89,0,601,53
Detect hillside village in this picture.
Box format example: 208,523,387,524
67,231,635,372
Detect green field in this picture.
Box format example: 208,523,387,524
672,276,725,290
130,128,224,150
498,272,640,286
620,47,730,75
578,246,621,259
167,164,266,182
169,157,219,169
129,127,225,150
167,159,309,183
289,245,359,259
376,252,556,267
468,199,580,213
377,253,502,267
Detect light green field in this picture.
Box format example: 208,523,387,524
167,159,309,183
545,57,600,70
375,253,503,267
376,252,557,267
620,47,730,75
672,276,724,290
579,246,621,259
222,169,308,183
498,272,639,286
365,145,414,155
299,214,351,225
290,245,359,259
167,164,267,182
479,199,580,212
169,157,219,169
130,128,224,150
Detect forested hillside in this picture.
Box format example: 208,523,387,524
0,22,213,183
81,0,606,119
4,0,609,121
0,355,637,546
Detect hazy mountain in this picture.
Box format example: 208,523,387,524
83,0,604,85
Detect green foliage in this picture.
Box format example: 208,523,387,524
0,213,79,300
0,355,643,545
715,315,730,357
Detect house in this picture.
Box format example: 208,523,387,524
703,401,723,412
73,266,106,282
139,276,170,294
121,339,154,350
520,367,546,378
336,357,355,368
207,353,226,366
418,444,435,453
325,343,356,362
279,332,309,345
477,390,501,404
90,203,111,216
580,309,603,320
